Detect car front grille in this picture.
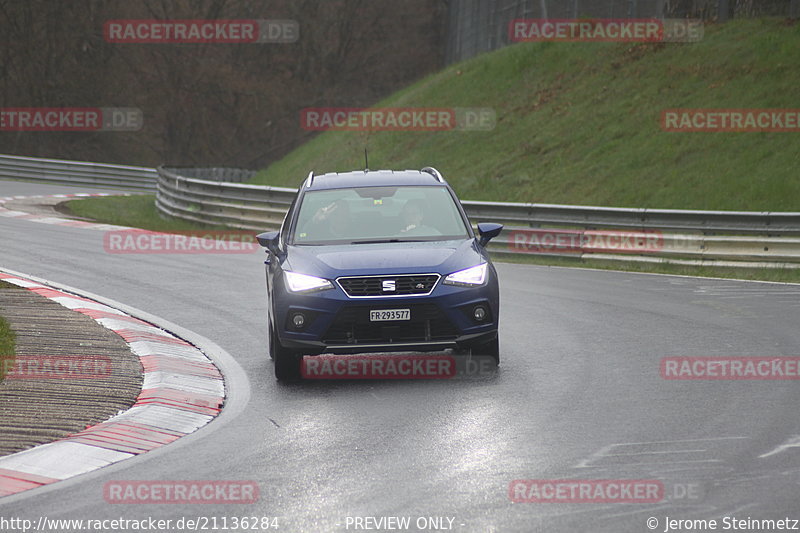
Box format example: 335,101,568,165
322,303,458,345
337,274,440,298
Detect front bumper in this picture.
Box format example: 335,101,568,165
272,275,499,355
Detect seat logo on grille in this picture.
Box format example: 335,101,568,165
382,280,396,292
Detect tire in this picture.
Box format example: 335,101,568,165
271,323,301,381
471,335,500,365
274,350,302,381
267,318,277,360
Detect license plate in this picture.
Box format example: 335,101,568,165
369,309,411,321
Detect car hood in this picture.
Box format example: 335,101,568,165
283,239,485,278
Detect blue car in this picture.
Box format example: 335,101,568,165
256,167,503,380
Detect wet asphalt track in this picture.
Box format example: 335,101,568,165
1,180,800,533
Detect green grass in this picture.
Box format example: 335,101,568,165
251,18,800,211
0,281,18,382
64,194,227,232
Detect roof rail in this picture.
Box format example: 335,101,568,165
305,170,314,188
420,166,445,183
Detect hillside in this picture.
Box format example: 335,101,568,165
251,18,800,211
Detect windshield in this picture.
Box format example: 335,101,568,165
291,185,470,245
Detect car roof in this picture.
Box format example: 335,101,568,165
303,169,446,191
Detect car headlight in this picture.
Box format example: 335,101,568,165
284,271,333,293
444,263,488,287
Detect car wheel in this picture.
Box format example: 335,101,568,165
267,318,277,360
271,323,302,381
274,350,302,381
471,335,500,365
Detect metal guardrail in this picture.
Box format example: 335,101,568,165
162,167,256,183
484,228,800,264
156,167,800,267
0,154,158,191
460,201,800,235
156,167,295,230
4,154,796,266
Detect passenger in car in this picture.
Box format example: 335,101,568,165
308,199,353,239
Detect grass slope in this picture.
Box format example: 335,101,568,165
64,195,226,232
0,281,18,382
251,18,800,211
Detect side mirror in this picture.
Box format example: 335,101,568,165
257,231,281,255
477,222,503,247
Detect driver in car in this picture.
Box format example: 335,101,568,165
399,199,440,236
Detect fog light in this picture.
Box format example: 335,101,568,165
292,313,306,328
473,306,486,321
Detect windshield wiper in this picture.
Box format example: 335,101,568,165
350,238,425,245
